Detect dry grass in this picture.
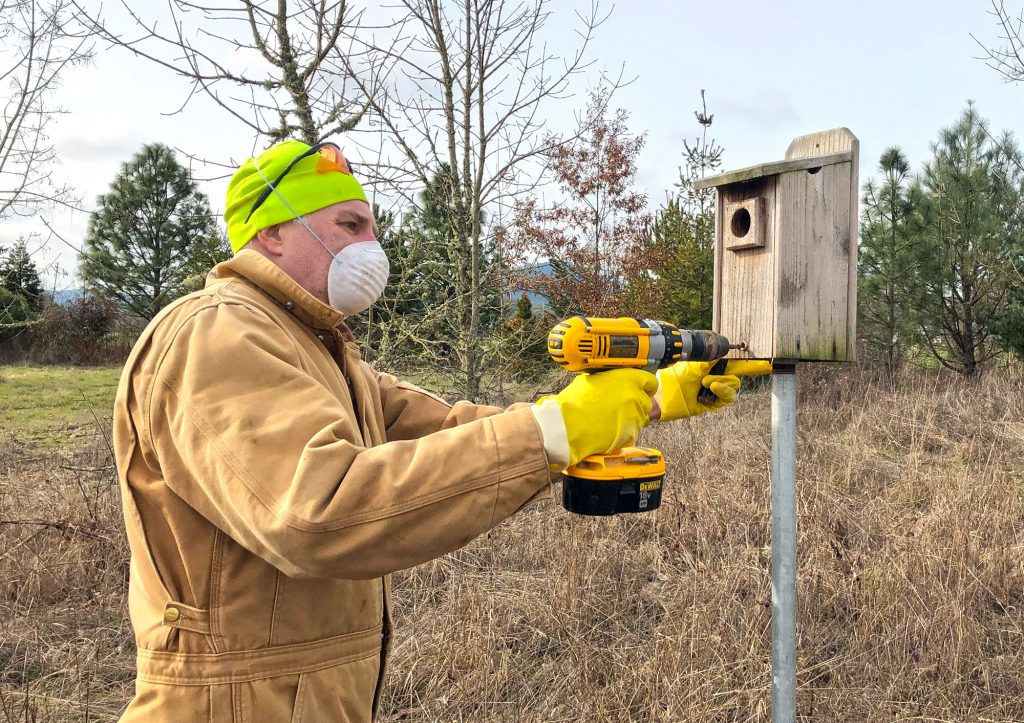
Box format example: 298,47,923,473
0,434,132,721
2,366,1023,721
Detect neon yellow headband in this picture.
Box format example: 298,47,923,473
224,140,368,253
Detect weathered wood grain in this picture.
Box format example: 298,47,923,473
708,128,859,362
784,128,859,361
774,163,853,360
714,177,776,359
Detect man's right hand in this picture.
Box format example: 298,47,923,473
531,369,658,468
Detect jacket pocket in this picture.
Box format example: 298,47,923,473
290,651,381,723
210,675,301,723
134,627,384,721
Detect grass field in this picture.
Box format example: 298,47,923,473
0,366,121,448
1,363,1023,721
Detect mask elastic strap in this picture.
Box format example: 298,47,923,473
251,159,336,258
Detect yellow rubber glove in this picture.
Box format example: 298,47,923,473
655,359,772,421
537,368,658,467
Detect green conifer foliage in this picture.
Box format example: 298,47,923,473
80,143,219,320
909,104,1024,375
0,238,46,311
858,147,917,380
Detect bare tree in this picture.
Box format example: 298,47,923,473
1,0,91,220
74,0,397,145
1,0,90,339
973,1,1024,84
349,0,617,401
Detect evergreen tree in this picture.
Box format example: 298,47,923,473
858,147,917,380
80,143,219,320
909,104,1024,376
414,163,502,332
0,288,32,342
412,163,469,323
636,195,715,328
0,238,46,311
992,276,1024,361
346,205,429,365
624,91,721,327
180,228,233,294
515,293,532,321
358,166,507,378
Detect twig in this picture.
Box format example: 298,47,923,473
56,463,115,474
0,519,111,543
78,392,115,469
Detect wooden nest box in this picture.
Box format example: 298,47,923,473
695,128,859,362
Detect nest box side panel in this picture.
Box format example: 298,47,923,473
714,176,777,359
773,163,855,360
785,128,859,361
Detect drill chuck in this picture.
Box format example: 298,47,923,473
683,329,737,363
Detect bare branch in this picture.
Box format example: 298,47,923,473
0,0,92,221
341,0,615,399
71,0,399,144
972,1,1024,83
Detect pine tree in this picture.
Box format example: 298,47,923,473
80,143,219,320
180,228,233,294
858,147,917,381
909,103,1024,376
0,288,32,341
515,293,533,321
624,91,721,327
346,204,431,366
0,237,46,311
634,195,715,328
368,166,508,377
992,277,1024,361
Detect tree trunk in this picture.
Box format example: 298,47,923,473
962,274,978,376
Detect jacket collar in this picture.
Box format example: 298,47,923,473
207,249,355,341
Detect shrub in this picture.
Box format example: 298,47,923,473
0,287,34,342
26,297,134,365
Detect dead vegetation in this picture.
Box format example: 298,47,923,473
2,366,1023,721
0,435,132,721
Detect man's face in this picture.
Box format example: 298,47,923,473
251,199,377,305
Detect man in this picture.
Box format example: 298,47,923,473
113,139,767,721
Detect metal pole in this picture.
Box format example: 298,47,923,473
771,362,798,723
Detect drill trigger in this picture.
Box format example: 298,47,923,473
697,358,730,406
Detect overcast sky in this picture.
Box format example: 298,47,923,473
5,0,1022,292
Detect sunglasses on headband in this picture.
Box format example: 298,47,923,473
245,142,354,223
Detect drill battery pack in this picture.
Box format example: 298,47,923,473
561,447,665,515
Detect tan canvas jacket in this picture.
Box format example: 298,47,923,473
112,250,554,722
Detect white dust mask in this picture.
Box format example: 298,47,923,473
326,240,390,315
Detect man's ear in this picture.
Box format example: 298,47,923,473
253,224,286,257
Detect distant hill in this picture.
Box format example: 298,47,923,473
504,261,554,314
51,288,84,306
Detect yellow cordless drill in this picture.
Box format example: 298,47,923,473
548,316,742,516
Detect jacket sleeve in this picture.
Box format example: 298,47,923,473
146,300,554,580
372,368,531,441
